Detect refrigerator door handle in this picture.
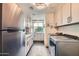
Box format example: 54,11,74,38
0,28,25,32
6,28,25,33
0,29,7,31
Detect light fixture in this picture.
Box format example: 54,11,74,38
33,3,49,9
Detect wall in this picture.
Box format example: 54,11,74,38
58,24,79,37
31,14,45,41
31,14,45,21
44,13,57,47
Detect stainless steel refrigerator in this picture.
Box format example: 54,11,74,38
0,3,25,56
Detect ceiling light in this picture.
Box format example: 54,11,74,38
33,3,49,9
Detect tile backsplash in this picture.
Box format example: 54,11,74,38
58,24,79,37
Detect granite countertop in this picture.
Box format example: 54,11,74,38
25,34,32,41
50,35,79,42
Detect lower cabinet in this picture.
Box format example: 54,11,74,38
25,35,33,55
49,36,79,56
49,45,55,56
48,38,55,56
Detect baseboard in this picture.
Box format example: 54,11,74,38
33,40,44,44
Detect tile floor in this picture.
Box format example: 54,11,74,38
27,42,50,56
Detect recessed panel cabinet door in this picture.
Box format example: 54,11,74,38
62,4,70,25
55,6,63,26
72,4,79,23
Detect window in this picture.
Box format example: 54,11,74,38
34,22,44,33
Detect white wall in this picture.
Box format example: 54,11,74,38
44,12,57,47
58,24,79,37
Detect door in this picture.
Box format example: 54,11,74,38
33,22,44,41
62,4,70,25
72,3,79,23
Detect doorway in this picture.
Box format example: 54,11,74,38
33,21,45,41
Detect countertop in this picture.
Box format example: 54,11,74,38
50,35,79,42
25,34,32,38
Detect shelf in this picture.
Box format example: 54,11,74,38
55,22,79,28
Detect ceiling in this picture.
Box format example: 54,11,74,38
17,3,64,16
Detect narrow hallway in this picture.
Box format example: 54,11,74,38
27,42,50,56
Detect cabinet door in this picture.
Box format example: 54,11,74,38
55,6,63,26
46,13,55,26
25,35,33,55
72,3,79,23
62,4,70,25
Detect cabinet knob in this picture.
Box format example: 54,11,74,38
67,16,72,23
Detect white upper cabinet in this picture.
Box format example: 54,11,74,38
46,13,55,26
55,3,79,26
55,4,71,26
72,4,79,23
62,4,70,25
55,6,63,26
